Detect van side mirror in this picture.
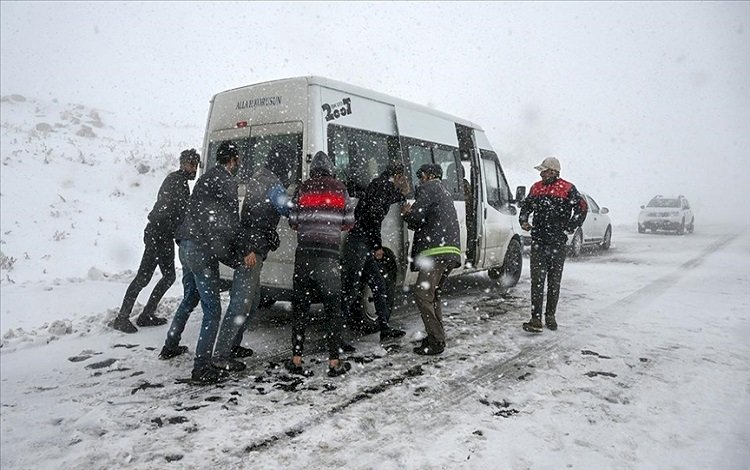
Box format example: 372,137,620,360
515,186,526,202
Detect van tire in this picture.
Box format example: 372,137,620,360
349,258,396,334
489,238,522,288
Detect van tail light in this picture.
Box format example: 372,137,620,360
298,192,346,210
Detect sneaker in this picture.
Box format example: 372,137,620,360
159,345,188,360
112,316,137,334
413,342,445,356
522,317,543,333
340,341,356,353
380,326,406,341
190,365,229,385
327,360,352,377
284,359,314,377
213,357,247,372
231,345,254,358
136,314,168,327
545,315,558,331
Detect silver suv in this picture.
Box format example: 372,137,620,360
638,195,694,234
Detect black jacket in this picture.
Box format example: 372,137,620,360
147,169,192,238
236,167,289,260
349,172,406,250
403,179,461,270
176,165,241,266
519,177,588,246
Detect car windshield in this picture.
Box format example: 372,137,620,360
647,198,680,208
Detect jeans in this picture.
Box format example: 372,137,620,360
163,240,222,370
118,224,175,318
341,235,390,329
213,259,263,359
529,242,567,319
291,251,343,360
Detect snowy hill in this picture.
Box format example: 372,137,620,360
0,94,200,285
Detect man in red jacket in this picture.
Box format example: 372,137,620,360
518,157,587,333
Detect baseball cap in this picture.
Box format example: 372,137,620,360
534,156,561,172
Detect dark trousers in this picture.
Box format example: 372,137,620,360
291,251,343,360
529,242,567,319
118,224,175,319
341,235,390,329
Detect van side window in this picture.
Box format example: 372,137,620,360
407,143,432,187
328,124,392,198
433,147,463,201
480,150,510,209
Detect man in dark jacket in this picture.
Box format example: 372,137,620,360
212,144,292,371
341,161,409,342
159,141,245,384
287,151,355,377
518,156,587,333
402,163,461,356
112,149,200,334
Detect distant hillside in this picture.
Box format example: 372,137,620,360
0,94,201,285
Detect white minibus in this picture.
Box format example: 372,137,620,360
201,76,522,330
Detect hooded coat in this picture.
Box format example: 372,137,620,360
289,151,354,258
175,165,241,267
403,178,461,271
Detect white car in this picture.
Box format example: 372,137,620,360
517,192,613,257
637,195,694,234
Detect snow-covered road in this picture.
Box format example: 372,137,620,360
1,224,749,469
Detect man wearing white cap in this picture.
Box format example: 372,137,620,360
518,156,587,333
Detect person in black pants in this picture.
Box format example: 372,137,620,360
287,152,354,377
112,149,200,334
341,161,409,344
518,157,587,333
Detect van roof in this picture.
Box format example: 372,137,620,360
213,75,485,131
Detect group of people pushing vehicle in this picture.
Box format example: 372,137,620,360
112,145,587,384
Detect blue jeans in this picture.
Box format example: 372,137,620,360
213,259,263,359
163,240,222,370
341,235,390,328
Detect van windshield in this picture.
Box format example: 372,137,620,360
207,121,303,188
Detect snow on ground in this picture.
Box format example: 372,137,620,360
1,97,749,469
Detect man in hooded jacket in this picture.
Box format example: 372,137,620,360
402,163,461,356
212,144,293,371
112,149,200,334
287,151,354,377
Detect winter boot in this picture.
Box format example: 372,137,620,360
413,341,445,356
340,341,356,353
159,345,188,360
112,315,137,334
191,365,229,385
522,316,543,333
327,360,352,377
380,325,406,341
230,345,254,358
545,314,558,331
136,313,168,327
212,357,247,373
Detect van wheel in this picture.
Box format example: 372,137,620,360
489,238,522,288
349,260,396,334
569,230,583,257
601,226,612,250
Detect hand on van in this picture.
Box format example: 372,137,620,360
244,252,257,268
521,222,532,231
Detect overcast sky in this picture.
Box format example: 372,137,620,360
2,1,749,224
